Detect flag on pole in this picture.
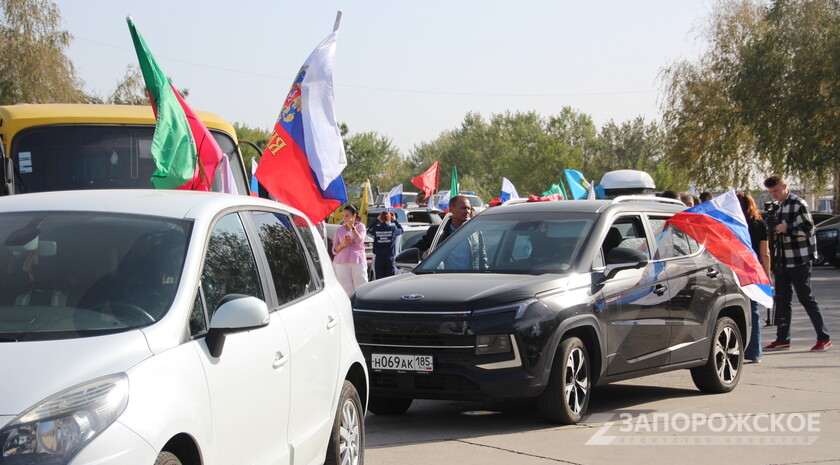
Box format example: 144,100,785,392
249,158,260,197
359,180,370,221
384,183,403,209
436,190,451,210
564,169,590,200
411,161,439,199
665,190,773,308
542,184,564,199
500,177,519,202
587,182,596,200
127,17,197,190
255,12,348,224
450,166,459,197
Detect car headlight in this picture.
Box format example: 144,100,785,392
472,298,538,320
1,373,128,464
476,334,513,355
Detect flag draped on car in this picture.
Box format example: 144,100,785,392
411,161,439,199
500,177,519,202
666,190,773,308
249,159,260,197
255,12,348,224
127,17,225,191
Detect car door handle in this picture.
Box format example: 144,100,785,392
272,351,288,369
706,269,720,278
653,285,668,296
326,314,338,330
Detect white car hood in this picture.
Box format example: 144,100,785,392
0,331,153,419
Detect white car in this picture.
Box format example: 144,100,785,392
0,190,368,465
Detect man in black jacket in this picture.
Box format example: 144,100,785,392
415,195,473,256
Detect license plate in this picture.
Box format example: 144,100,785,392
371,353,433,372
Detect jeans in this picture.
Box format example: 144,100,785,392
372,254,397,280
745,300,762,360
773,262,830,343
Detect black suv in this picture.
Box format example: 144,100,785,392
351,196,750,424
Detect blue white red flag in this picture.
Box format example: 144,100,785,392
666,190,773,308
249,158,259,197
255,12,348,223
500,177,519,202
385,183,403,209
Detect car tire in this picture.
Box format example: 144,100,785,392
324,380,365,465
537,336,590,425
691,316,743,393
367,395,413,415
154,451,182,465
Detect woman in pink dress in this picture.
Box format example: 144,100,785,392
332,205,368,295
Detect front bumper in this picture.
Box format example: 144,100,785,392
353,308,554,401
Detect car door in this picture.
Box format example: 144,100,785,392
192,212,292,465
247,210,341,463
648,216,724,363
599,215,672,375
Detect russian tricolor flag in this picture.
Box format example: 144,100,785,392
384,183,403,209
500,177,519,203
666,190,773,308
255,12,347,224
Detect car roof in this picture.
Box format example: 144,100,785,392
0,190,307,222
483,197,685,216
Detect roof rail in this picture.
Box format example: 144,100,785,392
610,195,685,206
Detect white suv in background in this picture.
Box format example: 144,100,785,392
0,190,368,465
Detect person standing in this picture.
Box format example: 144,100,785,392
369,211,403,280
762,174,831,352
415,195,473,256
332,205,368,295
737,191,772,362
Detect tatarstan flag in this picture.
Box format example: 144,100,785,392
128,17,224,191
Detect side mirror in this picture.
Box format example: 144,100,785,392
395,247,422,271
599,248,649,281
205,294,269,358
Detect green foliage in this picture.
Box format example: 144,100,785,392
0,0,87,104
733,0,840,182
407,109,663,200
342,131,409,195
662,0,840,195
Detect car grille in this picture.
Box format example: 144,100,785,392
361,333,475,348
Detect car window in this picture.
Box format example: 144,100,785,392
249,211,315,306
603,216,649,260
0,211,191,341
649,216,696,259
196,213,263,330
291,213,325,284
416,212,594,274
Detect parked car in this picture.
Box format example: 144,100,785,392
352,196,749,424
816,215,840,267
365,206,442,229
0,190,367,465
366,223,433,280
812,213,836,227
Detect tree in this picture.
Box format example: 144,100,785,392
660,0,766,190
233,122,272,169
0,0,86,104
342,131,408,194
661,0,840,205
733,0,840,207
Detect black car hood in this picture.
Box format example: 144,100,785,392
353,273,566,310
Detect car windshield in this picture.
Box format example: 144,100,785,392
11,126,242,194
0,211,191,341
415,211,594,274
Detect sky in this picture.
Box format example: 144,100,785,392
59,0,713,156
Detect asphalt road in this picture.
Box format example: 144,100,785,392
364,265,840,465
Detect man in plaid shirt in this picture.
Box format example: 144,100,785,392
763,174,831,352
